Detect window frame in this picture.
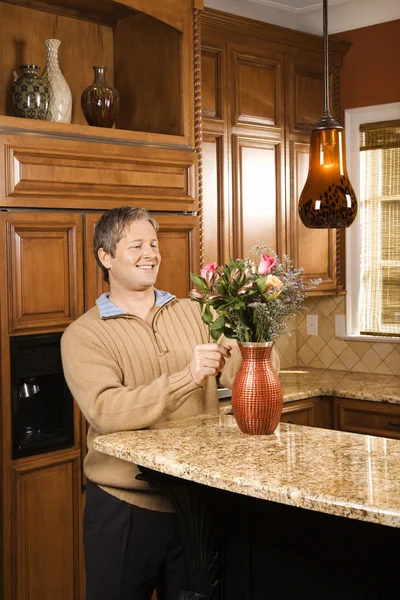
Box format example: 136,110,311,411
345,102,400,343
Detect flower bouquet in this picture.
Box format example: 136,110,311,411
190,243,321,435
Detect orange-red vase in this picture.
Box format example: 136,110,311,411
232,342,283,435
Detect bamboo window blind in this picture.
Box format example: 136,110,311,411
359,120,400,337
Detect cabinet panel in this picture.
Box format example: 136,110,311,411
156,216,199,299
4,141,196,211
84,213,110,311
84,213,199,308
201,48,223,120
334,398,400,440
4,212,83,332
202,133,224,266
287,57,335,134
12,453,81,600
290,141,337,290
115,13,182,136
233,53,282,128
232,136,283,257
281,399,315,426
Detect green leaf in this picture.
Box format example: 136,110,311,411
190,273,207,293
210,327,224,342
202,304,213,324
215,282,227,295
210,315,225,331
255,276,267,293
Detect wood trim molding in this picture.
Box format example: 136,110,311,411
201,8,351,57
193,7,204,266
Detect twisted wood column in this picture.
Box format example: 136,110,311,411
193,8,204,267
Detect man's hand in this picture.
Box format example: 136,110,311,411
190,343,232,387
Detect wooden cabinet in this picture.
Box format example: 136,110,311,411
0,133,197,212
3,212,84,333
280,396,400,440
200,9,350,293
0,2,201,597
334,398,400,440
280,398,316,426
280,396,332,429
200,20,286,266
0,0,195,145
285,55,339,293
12,452,83,600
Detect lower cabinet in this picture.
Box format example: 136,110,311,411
280,396,333,429
280,398,316,426
334,398,400,440
12,451,84,600
280,396,400,440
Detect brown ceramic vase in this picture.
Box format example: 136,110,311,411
81,66,120,128
231,342,283,435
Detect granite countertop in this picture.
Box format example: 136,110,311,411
94,413,400,529
277,367,400,404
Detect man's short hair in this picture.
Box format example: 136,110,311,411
93,206,159,283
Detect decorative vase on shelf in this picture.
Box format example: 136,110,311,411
231,342,283,435
11,65,50,120
81,66,120,128
42,39,72,123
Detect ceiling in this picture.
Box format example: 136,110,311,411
203,0,400,34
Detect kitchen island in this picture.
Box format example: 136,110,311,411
94,405,400,599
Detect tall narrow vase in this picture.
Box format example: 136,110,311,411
42,39,72,123
231,342,283,435
81,66,120,128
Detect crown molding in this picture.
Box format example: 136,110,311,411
201,8,351,55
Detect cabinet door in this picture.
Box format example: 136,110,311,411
286,56,338,292
280,398,315,426
2,212,84,333
12,452,82,600
289,141,337,291
232,135,285,257
334,398,400,440
84,212,199,309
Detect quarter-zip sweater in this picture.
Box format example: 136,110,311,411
61,291,242,512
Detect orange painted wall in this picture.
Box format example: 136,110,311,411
332,19,400,110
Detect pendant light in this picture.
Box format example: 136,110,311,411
298,0,357,228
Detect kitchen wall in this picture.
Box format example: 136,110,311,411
331,19,400,111
277,20,400,373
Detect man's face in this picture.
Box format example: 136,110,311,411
100,220,161,292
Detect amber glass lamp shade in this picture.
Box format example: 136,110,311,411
298,118,358,228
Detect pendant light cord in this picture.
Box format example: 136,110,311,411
323,0,330,116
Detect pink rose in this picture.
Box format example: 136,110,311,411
200,262,218,279
258,254,276,275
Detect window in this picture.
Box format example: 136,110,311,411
345,103,400,342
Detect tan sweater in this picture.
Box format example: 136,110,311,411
61,297,242,511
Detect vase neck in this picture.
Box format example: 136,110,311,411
20,65,40,75
45,39,60,58
238,343,274,361
93,66,108,84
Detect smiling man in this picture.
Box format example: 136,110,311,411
61,206,236,600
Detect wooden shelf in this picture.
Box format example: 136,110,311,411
0,114,193,149
0,0,190,141
0,0,137,26
0,0,185,30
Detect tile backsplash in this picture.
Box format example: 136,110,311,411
276,296,400,375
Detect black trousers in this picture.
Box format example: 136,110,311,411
84,481,186,600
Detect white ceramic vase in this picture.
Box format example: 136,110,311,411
42,39,72,123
